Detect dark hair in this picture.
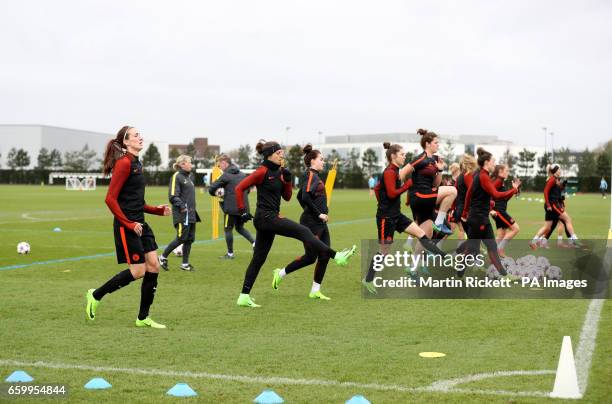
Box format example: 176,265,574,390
476,147,493,167
255,139,281,157
548,164,560,175
417,128,438,149
302,144,321,167
491,164,507,180
102,125,131,176
383,142,403,163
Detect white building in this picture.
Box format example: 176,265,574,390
315,132,573,177
0,124,170,170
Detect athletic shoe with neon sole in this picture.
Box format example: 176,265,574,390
272,268,283,290
135,317,166,329
236,293,261,308
309,291,331,300
362,279,377,295
85,289,100,321
433,222,453,235
334,245,357,266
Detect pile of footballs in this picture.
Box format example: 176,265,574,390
487,255,562,280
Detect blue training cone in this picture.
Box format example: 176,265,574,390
5,370,33,383
166,383,197,397
84,377,112,389
346,395,371,404
254,389,284,403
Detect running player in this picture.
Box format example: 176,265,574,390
406,129,457,237
490,164,519,257
458,148,521,277
85,126,171,328
529,164,580,249
208,154,255,259
235,140,357,308
159,155,201,271
362,142,447,294
453,154,478,245
271,144,334,300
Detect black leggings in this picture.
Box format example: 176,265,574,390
457,218,505,274
224,215,255,254
545,218,570,239
162,223,196,264
284,220,330,284
241,213,337,294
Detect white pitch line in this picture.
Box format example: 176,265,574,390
0,359,552,398
575,299,605,395
427,369,555,392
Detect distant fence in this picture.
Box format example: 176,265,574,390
0,169,607,192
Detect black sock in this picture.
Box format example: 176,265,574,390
138,272,158,320
419,236,446,257
365,254,382,282
93,269,134,300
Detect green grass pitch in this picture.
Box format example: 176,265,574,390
0,185,610,403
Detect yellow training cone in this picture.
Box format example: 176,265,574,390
419,352,446,358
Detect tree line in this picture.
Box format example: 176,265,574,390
2,139,610,191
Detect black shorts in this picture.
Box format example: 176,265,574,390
224,214,245,230
376,214,412,244
175,222,196,243
492,210,515,229
300,212,327,238
113,220,158,265
409,192,437,224
544,203,564,221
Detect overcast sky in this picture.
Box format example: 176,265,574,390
1,0,610,151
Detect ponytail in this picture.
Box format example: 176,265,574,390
102,125,131,176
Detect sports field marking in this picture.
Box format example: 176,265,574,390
574,298,605,394
0,359,552,398
0,275,605,398
0,218,370,271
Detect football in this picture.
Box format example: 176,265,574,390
173,245,183,257
17,242,31,254
215,188,225,197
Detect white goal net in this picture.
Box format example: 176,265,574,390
65,176,97,191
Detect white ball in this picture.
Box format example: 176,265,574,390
17,242,30,254
486,264,500,280
507,264,521,277
524,254,537,266
501,256,516,268
546,266,562,280
536,256,550,269
173,245,183,257
215,188,225,197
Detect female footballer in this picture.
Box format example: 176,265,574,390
234,140,357,308
86,126,171,328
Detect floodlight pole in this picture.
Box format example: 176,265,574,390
285,126,291,147
550,132,555,161
542,126,547,159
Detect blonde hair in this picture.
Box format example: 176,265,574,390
449,162,460,176
172,155,192,171
459,154,477,173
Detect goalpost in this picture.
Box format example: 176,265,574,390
65,176,97,191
